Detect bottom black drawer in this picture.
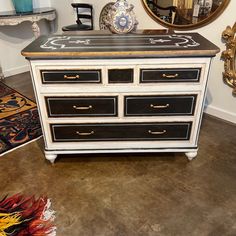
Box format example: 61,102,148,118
51,122,192,142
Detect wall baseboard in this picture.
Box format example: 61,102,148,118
3,65,29,78
204,105,236,124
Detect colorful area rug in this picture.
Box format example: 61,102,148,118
0,82,42,156
0,194,56,235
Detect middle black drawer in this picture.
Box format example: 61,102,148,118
125,95,197,116
46,96,118,117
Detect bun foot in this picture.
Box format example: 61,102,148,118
185,152,197,161
45,154,57,164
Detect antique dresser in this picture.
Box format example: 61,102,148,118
22,32,219,163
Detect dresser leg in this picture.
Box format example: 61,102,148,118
185,151,197,161
45,154,57,164
0,65,4,81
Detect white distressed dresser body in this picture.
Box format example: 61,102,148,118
22,33,219,163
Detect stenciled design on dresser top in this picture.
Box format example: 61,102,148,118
40,34,200,50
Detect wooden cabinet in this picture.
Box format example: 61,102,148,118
22,32,219,163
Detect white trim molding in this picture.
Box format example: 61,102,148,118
3,65,29,78
204,105,236,124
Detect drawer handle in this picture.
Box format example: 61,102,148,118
148,130,166,135
73,105,93,110
150,104,169,109
162,73,179,78
76,131,94,136
64,75,80,80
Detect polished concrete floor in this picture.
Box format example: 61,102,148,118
1,72,236,236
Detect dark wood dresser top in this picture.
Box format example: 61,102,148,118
21,31,220,59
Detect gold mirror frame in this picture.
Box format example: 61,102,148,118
221,22,236,95
141,0,230,30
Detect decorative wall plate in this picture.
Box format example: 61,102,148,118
99,2,115,30
105,0,138,34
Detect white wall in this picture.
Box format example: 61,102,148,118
197,1,236,123
0,0,51,76
1,0,235,123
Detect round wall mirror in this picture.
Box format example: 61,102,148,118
142,0,230,30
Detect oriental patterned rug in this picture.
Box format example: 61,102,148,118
0,82,42,156
0,194,56,235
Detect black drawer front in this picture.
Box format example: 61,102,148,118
125,95,197,116
46,96,118,117
140,68,201,83
51,122,192,142
108,69,133,83
41,70,101,83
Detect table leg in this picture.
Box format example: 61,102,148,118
0,65,4,81
32,21,40,38
49,20,55,34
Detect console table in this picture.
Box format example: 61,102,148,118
22,32,219,163
0,7,56,37
0,7,56,80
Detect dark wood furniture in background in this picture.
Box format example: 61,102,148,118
62,3,93,31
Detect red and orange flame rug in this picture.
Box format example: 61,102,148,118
0,194,56,236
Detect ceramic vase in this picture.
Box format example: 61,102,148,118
105,0,138,34
12,0,33,13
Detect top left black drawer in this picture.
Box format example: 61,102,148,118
40,70,102,84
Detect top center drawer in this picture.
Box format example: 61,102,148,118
41,69,102,84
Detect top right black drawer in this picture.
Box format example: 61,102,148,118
140,68,201,83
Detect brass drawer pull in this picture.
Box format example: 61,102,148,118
76,131,94,136
162,73,179,78
64,75,80,80
73,105,92,110
150,104,169,109
148,130,166,135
